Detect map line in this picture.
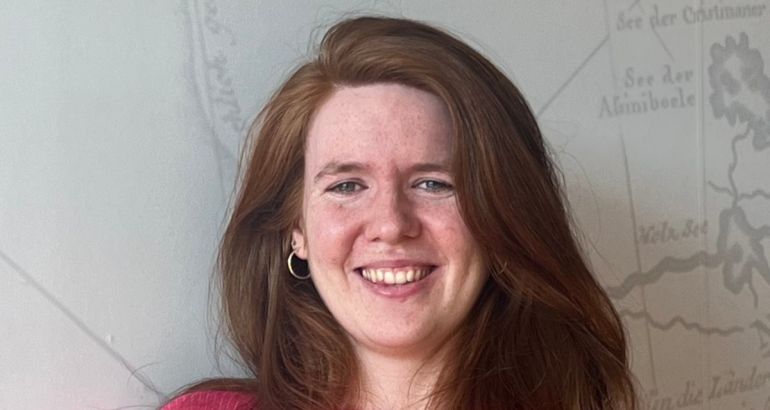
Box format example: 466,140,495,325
728,125,752,207
738,189,770,202
607,250,722,299
619,133,658,388
536,34,609,118
750,317,770,356
707,181,734,198
620,309,744,336
696,13,711,388
0,249,167,401
649,24,674,62
628,0,674,61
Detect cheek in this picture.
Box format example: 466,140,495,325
444,227,482,269
427,205,476,249
305,202,359,264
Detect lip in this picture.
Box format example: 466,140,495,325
355,259,436,270
353,263,439,299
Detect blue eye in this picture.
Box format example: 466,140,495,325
415,179,453,193
328,181,365,194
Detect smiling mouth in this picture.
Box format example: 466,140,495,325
357,266,436,285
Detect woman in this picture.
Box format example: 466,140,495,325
164,16,637,410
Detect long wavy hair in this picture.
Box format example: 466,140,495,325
177,16,637,409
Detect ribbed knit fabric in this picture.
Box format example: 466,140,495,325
162,390,258,410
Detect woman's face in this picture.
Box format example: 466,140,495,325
292,83,487,358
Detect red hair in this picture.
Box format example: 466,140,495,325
173,16,637,409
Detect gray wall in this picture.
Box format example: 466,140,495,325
2,1,769,408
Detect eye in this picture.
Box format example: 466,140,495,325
415,179,454,193
327,181,366,194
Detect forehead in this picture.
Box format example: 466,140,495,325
304,83,453,168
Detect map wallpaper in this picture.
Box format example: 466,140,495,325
1,0,768,408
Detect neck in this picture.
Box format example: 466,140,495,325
355,345,448,410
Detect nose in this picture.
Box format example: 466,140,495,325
364,187,421,243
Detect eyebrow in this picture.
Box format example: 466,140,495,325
312,161,451,183
313,161,370,183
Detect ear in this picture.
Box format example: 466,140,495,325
291,227,308,259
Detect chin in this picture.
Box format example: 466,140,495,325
355,326,446,355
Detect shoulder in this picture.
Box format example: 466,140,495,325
161,390,258,410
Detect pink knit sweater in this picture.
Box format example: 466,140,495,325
162,391,258,409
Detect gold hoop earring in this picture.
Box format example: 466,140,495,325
287,251,311,280
493,260,509,276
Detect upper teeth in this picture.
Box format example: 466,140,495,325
361,267,431,285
